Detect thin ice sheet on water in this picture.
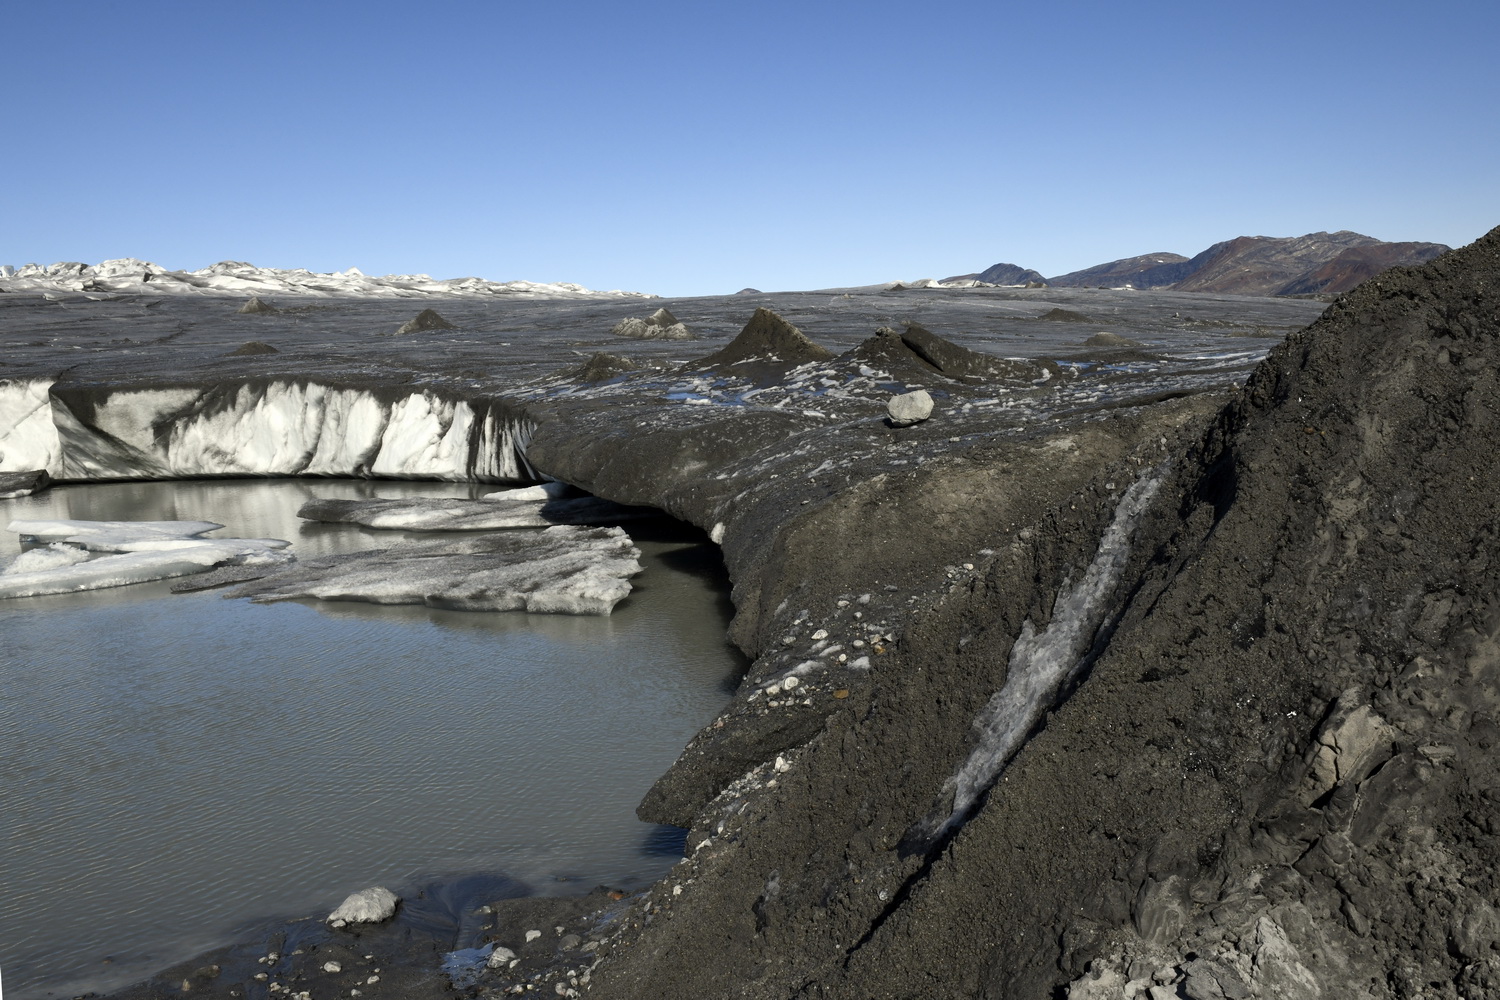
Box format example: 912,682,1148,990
480,480,573,502
296,494,658,531
1,518,294,599
224,525,642,615
8,519,225,546
0,539,294,599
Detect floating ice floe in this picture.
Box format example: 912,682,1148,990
224,525,642,615
297,493,659,531
0,519,293,599
11,518,225,546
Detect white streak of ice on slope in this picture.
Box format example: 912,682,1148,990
938,466,1167,836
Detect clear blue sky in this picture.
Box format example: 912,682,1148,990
4,1,1496,296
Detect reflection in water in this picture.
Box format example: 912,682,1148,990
0,479,742,1000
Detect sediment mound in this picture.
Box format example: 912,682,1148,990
845,322,1055,384
227,341,279,356
1038,307,1093,322
395,308,456,334
612,306,694,341
692,307,833,367
237,296,277,314
569,352,639,382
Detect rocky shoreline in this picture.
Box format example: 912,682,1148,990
5,235,1496,998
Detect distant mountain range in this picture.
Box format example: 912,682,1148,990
0,259,655,300
946,231,1450,296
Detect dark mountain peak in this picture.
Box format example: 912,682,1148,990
1047,252,1191,289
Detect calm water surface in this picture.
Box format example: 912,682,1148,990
0,479,741,999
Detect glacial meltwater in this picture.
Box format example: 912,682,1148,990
0,479,742,999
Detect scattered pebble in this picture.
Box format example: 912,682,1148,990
526,929,543,942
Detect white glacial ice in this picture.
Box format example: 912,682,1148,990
9,518,225,545
0,519,293,599
1,543,92,576
0,379,62,474
930,468,1167,839
480,480,573,502
224,525,642,615
0,380,537,482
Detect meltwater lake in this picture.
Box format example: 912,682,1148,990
0,479,742,999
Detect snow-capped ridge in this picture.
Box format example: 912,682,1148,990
0,259,654,300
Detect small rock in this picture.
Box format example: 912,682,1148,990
488,947,518,968
887,389,934,427
526,929,543,942
782,675,800,690
322,961,342,973
328,887,399,926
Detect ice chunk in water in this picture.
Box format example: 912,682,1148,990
1,519,293,599
8,519,224,546
0,541,294,599
226,525,642,615
480,480,573,502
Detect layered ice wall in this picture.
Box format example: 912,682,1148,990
0,378,536,482
0,380,63,473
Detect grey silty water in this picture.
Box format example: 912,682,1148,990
0,479,741,999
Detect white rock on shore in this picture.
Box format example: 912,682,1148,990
328,886,400,927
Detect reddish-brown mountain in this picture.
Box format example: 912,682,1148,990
969,231,1450,296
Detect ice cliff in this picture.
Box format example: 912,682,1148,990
0,379,535,483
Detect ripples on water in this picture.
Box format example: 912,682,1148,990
0,479,741,999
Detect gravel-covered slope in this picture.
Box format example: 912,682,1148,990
548,229,1499,1000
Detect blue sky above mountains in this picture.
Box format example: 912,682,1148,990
4,0,1496,296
